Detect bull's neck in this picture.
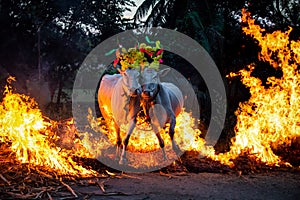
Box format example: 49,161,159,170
141,84,161,118
116,78,132,119
152,83,161,100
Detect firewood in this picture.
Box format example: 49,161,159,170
0,173,10,185
60,180,78,198
46,192,53,200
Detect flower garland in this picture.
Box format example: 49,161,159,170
113,40,163,71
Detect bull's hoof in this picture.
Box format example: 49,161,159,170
119,157,128,165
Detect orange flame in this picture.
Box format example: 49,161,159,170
211,9,300,167
0,78,97,176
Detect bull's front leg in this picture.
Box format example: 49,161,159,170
119,97,140,165
169,113,181,155
149,105,167,160
119,117,136,165
153,125,167,160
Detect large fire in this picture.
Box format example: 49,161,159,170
0,9,299,176
210,9,300,167
0,77,97,176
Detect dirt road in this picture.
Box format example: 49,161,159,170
73,171,300,200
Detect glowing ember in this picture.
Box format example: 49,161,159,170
210,9,300,167
0,77,97,176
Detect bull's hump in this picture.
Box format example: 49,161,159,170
101,74,122,86
98,74,122,117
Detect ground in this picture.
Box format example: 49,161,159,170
72,171,300,200
1,146,299,199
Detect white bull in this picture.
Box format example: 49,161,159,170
98,68,141,164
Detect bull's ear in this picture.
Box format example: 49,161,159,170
158,68,171,77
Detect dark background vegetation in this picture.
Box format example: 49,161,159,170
0,0,299,152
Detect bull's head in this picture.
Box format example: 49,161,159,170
141,67,170,100
118,68,141,97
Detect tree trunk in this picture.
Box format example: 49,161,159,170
56,73,63,105
37,26,41,81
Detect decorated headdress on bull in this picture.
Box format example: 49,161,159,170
112,38,163,72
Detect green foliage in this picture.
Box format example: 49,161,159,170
0,0,135,65
0,0,135,104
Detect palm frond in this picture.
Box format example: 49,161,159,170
133,0,158,23
156,0,175,26
187,11,205,31
144,0,166,26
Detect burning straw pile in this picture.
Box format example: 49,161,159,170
209,9,300,168
0,77,100,199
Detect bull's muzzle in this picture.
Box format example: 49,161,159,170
141,83,157,100
141,90,152,100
